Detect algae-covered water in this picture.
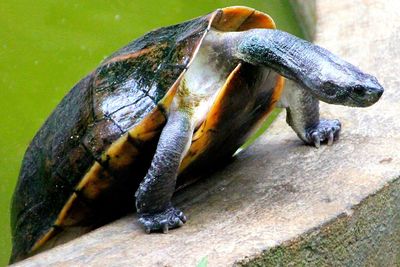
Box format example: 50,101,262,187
0,0,302,264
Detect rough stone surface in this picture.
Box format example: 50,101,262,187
12,0,400,266
238,179,400,266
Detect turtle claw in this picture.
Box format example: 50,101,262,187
327,131,334,146
311,132,320,148
305,119,341,148
138,206,186,234
144,226,151,234
162,223,169,234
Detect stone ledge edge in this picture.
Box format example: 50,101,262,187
237,176,400,266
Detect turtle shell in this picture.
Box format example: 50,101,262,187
10,6,277,263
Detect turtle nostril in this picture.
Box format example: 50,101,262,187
376,87,384,97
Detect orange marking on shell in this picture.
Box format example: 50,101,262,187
238,10,276,30
102,46,155,65
212,6,276,31
212,7,254,31
269,75,285,112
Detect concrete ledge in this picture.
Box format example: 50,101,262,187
13,0,400,266
238,178,400,266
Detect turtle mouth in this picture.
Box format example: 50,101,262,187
348,93,365,107
319,89,351,106
347,85,384,107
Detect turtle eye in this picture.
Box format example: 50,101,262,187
353,85,366,96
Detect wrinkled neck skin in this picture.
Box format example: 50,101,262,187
215,28,383,107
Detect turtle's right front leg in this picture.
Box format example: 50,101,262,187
279,80,341,147
135,110,192,233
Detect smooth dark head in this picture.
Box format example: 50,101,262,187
303,49,384,107
234,29,384,107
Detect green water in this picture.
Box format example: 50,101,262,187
0,0,302,264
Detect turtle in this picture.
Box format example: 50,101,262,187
10,6,383,263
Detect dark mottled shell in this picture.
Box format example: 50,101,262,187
10,13,213,263
10,6,277,263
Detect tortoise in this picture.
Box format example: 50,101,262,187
10,6,383,263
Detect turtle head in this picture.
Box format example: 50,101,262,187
308,62,384,107
234,29,384,107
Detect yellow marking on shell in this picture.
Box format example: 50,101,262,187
54,192,78,226
30,227,57,253
128,109,166,141
60,200,92,226
131,129,161,142
77,165,114,200
74,163,107,198
103,136,140,171
52,164,112,227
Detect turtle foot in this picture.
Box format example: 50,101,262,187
305,119,341,148
138,206,187,234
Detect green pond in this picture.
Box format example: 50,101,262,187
0,0,303,265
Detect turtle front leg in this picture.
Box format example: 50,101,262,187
279,80,341,148
135,110,192,233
